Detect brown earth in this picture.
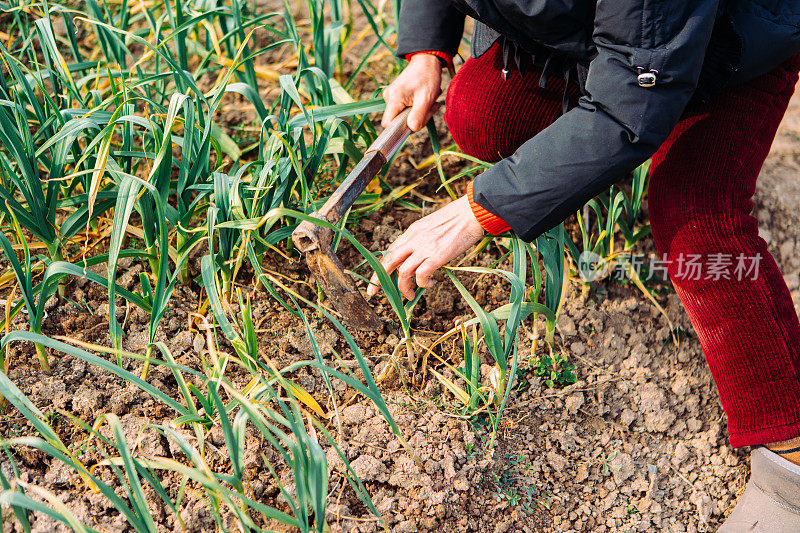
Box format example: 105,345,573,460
2,7,800,533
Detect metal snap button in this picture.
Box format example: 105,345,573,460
636,67,658,88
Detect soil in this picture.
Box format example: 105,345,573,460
3,5,800,533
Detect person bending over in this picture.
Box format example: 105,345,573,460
367,1,800,530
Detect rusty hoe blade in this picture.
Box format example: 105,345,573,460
292,107,414,330
305,247,383,331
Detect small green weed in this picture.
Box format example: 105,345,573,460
598,450,622,475
488,452,538,514
531,351,577,388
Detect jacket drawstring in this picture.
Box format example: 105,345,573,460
538,54,552,89
501,36,529,79
562,68,572,114
501,37,511,80
500,37,574,115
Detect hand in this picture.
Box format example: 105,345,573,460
382,53,442,132
367,195,485,300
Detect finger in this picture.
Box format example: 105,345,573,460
366,247,412,297
397,254,427,300
381,245,413,277
366,224,417,297
382,96,407,129
415,258,440,290
408,90,434,131
367,271,381,297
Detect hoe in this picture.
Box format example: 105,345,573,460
292,108,414,331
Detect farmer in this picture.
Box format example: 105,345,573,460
366,1,800,529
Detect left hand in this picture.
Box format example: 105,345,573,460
367,195,485,300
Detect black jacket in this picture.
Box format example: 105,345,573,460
397,1,800,241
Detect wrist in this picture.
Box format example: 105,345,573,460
406,51,452,69
459,194,485,238
467,181,511,236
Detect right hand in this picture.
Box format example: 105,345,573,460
382,53,443,132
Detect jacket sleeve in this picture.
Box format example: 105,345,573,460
396,0,465,58
472,1,721,242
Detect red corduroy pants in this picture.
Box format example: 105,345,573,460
446,43,800,447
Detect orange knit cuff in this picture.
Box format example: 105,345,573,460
405,50,453,67
467,181,511,235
